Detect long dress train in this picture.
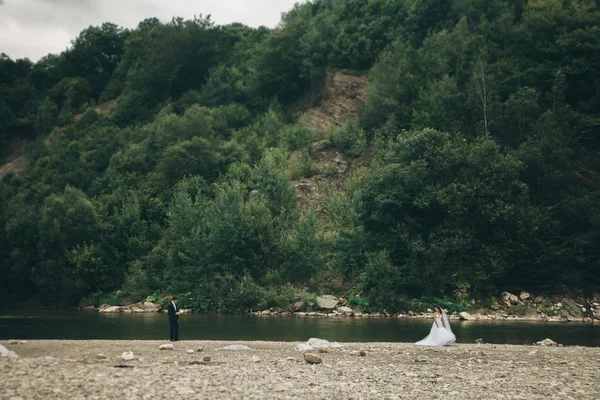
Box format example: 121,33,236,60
415,311,456,346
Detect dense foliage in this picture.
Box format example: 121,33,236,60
1,0,599,311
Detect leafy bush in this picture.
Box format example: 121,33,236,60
327,122,367,157
285,150,317,180
281,124,315,151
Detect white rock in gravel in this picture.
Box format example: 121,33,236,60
251,356,260,363
536,338,558,346
186,349,194,354
520,291,531,301
295,343,315,352
286,357,296,361
159,344,174,350
223,345,252,351
122,351,135,361
304,353,322,364
0,344,18,358
18,340,28,344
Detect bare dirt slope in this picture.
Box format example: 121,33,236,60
0,98,120,180
301,72,368,133
294,71,369,214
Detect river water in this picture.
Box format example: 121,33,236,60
1,311,599,346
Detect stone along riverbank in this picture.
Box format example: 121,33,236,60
2,340,600,399
85,291,600,324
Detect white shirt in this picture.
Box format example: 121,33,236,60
172,302,177,312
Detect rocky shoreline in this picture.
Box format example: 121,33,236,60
2,339,600,399
83,291,600,324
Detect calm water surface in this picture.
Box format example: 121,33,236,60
1,311,599,347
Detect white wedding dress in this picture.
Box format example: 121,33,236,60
415,310,456,346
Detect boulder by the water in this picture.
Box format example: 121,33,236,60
294,338,342,352
122,351,135,361
519,291,531,301
0,344,18,358
536,338,558,346
338,306,354,315
459,312,476,321
316,295,338,311
120,296,142,306
222,345,252,351
561,298,585,322
100,306,123,313
159,344,174,350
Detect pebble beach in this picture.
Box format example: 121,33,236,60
2,339,600,399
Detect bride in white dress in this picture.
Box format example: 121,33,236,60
416,306,456,346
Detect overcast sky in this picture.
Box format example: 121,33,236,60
0,0,303,61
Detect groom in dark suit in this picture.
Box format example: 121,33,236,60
168,296,181,341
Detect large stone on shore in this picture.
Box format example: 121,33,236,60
98,304,110,311
459,312,476,321
120,296,142,306
100,306,123,313
304,353,322,364
519,291,531,301
501,291,521,306
338,306,354,316
294,338,342,352
0,344,18,358
293,301,304,312
316,295,338,311
501,292,512,307
561,298,585,321
536,338,558,346
159,344,174,350
122,351,135,361
223,345,252,351
130,305,145,313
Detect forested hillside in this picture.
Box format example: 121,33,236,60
1,0,599,311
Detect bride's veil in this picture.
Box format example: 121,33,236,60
441,309,452,334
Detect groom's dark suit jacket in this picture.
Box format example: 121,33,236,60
168,303,179,322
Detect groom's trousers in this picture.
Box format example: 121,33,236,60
169,319,179,341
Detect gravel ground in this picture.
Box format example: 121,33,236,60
2,340,600,399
